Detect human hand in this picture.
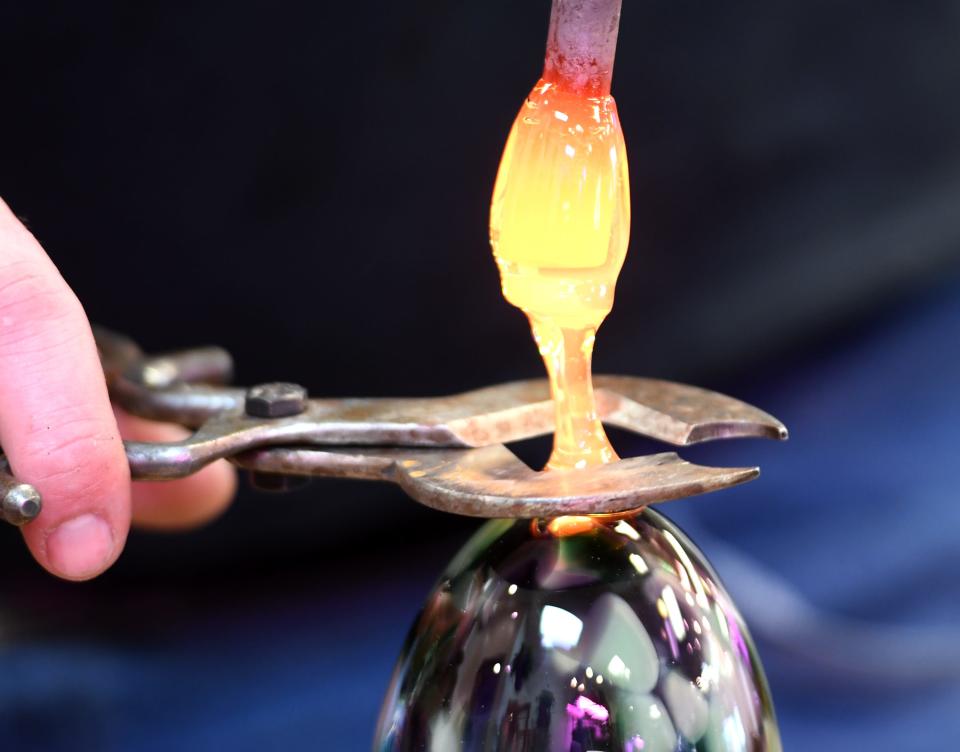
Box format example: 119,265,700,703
0,199,236,580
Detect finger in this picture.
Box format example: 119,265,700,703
114,408,237,530
0,199,129,580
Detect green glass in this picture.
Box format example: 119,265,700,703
375,509,781,751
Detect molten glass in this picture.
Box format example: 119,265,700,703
490,0,629,471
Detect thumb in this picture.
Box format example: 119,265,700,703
0,199,130,580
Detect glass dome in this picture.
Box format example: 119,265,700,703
375,509,780,751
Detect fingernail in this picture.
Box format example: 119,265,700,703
46,514,115,580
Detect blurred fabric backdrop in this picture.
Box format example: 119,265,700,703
1,1,959,749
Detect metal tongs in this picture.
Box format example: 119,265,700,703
0,327,787,526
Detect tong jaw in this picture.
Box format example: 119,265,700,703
234,446,759,518
222,375,784,517
0,328,788,525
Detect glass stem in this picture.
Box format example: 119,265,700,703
530,316,618,471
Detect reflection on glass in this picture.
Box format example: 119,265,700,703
375,510,781,751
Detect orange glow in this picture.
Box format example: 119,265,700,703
546,515,598,537
490,75,629,471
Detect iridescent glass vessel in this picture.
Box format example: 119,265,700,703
375,510,781,751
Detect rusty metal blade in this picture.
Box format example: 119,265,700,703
274,376,787,447
593,376,788,444
97,329,786,448
232,445,758,518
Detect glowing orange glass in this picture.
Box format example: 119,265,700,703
490,0,628,471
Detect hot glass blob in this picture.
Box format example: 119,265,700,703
374,511,781,751
489,0,630,471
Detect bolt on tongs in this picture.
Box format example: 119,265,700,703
0,327,787,527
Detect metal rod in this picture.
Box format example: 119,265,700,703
543,0,624,94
